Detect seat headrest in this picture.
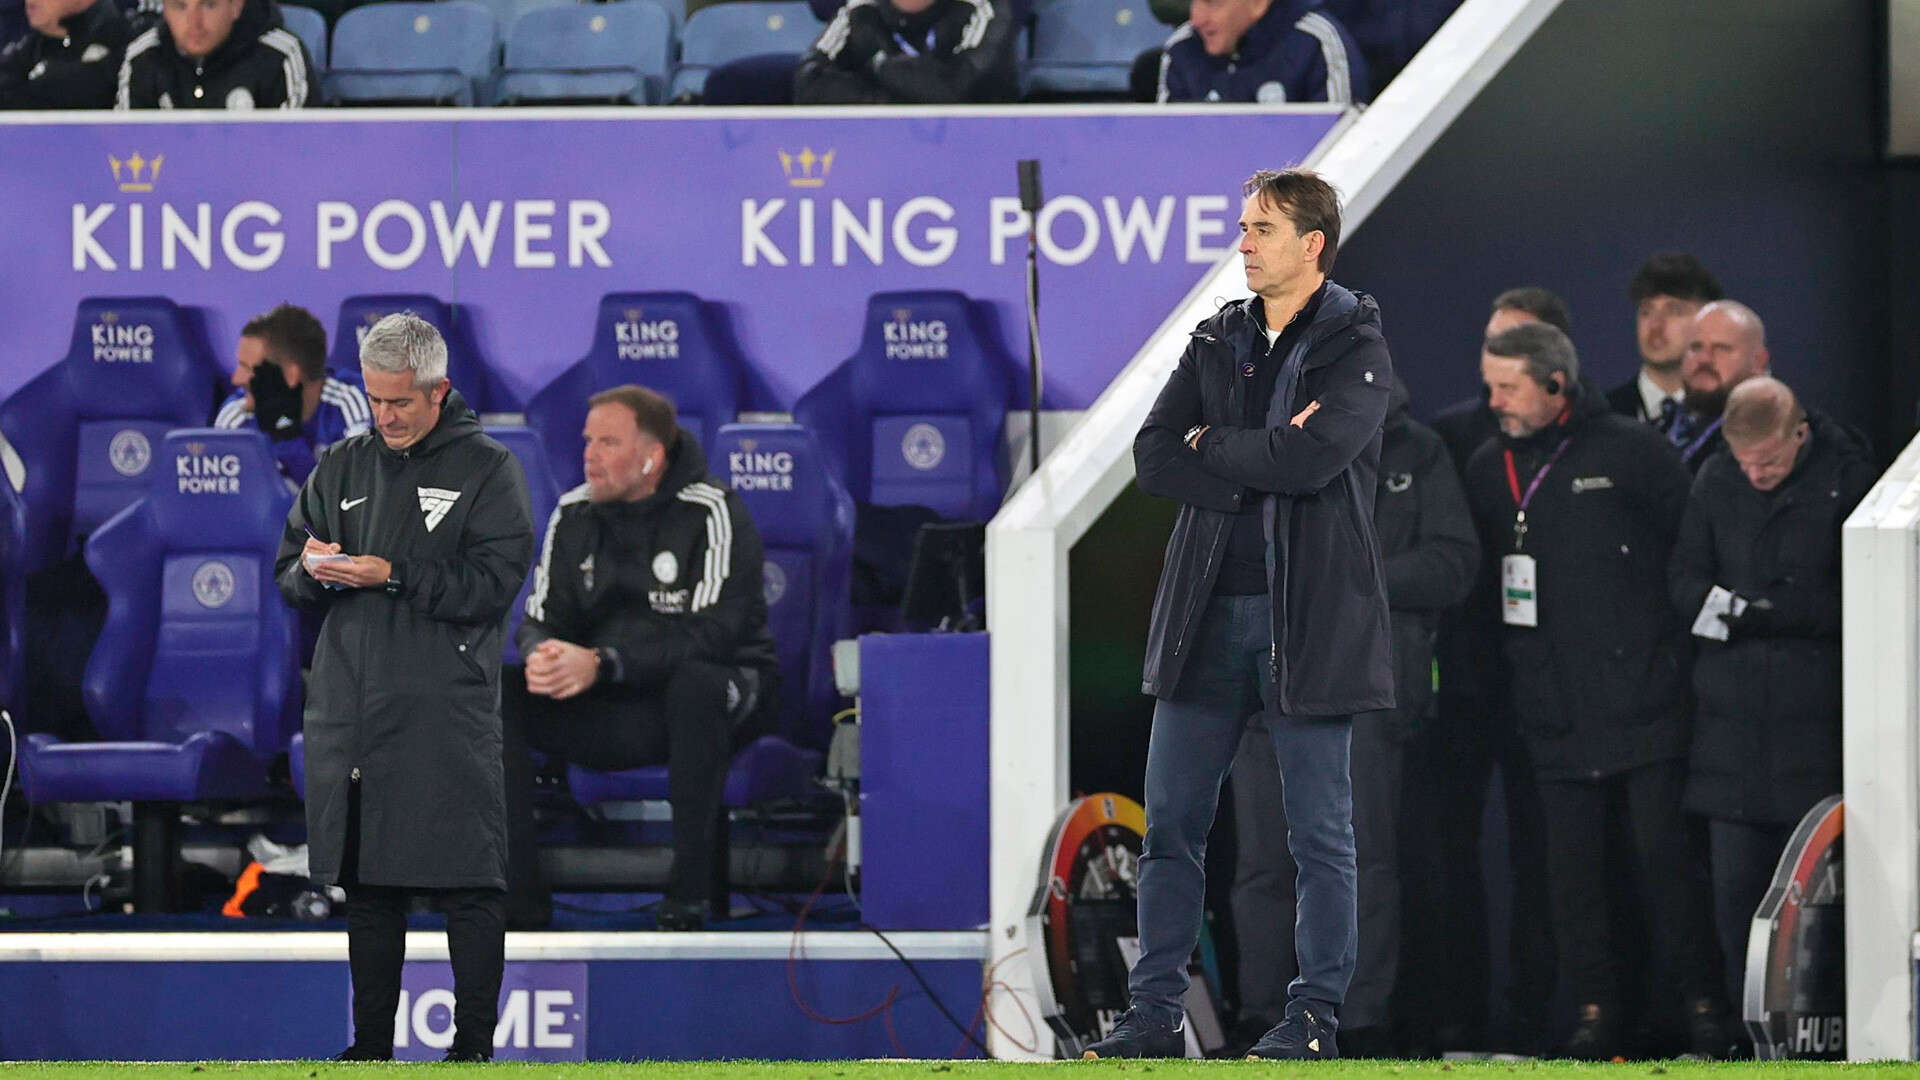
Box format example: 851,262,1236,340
148,429,292,545
330,294,455,373
716,423,841,544
587,292,727,374
849,290,1005,409
61,297,215,420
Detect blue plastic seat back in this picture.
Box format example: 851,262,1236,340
497,0,673,104
669,0,820,98
329,293,511,412
471,0,566,41
715,423,852,747
83,429,298,754
281,4,328,69
0,297,222,574
794,291,1013,522
526,291,746,491
327,0,497,105
487,425,560,666
1027,0,1167,94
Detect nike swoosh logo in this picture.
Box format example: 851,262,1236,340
341,497,369,511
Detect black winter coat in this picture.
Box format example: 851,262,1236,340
794,0,1016,104
1463,387,1693,780
518,433,778,688
277,392,535,889
1668,412,1876,823
1136,282,1395,716
0,0,130,109
1372,386,1478,738
116,0,310,108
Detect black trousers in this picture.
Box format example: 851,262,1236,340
1537,758,1717,1016
1707,818,1794,1009
341,782,506,1056
1395,691,1554,1051
503,661,748,913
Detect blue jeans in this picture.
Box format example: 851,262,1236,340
1129,593,1357,1023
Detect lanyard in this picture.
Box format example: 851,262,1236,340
1678,416,1723,461
1503,437,1572,551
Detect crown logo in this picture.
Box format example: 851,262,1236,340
739,438,758,452
777,147,834,188
624,308,644,322
107,151,164,193
184,441,206,456
892,308,912,323
100,311,120,324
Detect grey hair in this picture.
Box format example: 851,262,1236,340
1485,321,1580,390
359,312,448,390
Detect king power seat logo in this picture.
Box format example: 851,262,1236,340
177,441,244,494
884,309,948,360
73,150,615,273
90,309,156,363
728,440,795,492
614,308,681,360
742,148,1240,270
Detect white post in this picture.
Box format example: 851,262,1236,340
1843,434,1920,1060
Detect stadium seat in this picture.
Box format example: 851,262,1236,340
493,0,674,105
329,293,517,413
325,0,497,106
793,290,1015,522
564,423,847,821
281,4,329,69
467,0,566,42
669,0,821,100
0,297,225,714
17,429,302,912
524,291,749,491
1025,0,1168,97
485,424,561,665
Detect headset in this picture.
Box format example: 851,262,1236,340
1543,374,1564,396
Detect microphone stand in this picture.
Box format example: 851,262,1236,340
1018,159,1044,481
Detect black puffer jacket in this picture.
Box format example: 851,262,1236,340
518,432,778,689
795,0,1016,104
0,0,130,109
1668,411,1876,823
1136,282,1395,716
1371,380,1478,738
1463,385,1693,781
277,391,535,889
115,0,310,108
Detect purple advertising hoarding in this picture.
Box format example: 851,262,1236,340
381,959,588,1061
0,108,1342,409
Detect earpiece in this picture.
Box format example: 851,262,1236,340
1544,376,1563,396
642,458,655,475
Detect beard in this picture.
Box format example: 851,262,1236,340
1687,383,1732,419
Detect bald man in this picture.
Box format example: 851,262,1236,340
1668,376,1876,1012
1671,301,1770,471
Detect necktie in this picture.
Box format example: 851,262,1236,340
1669,408,1696,447
1657,397,1679,433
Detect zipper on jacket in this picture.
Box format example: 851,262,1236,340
1172,517,1224,657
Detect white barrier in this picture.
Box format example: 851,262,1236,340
1843,430,1920,1060
981,0,1567,1058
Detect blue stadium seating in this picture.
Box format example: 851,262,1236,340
524,291,749,492
793,291,1015,522
329,293,517,413
18,429,301,911
494,0,674,105
669,0,822,100
1025,0,1167,97
281,4,329,70
0,297,224,711
325,0,498,106
467,0,566,42
564,422,846,813
486,424,561,666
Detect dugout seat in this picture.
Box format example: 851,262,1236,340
792,290,1016,523
669,0,821,100
564,423,850,828
17,429,301,911
524,291,748,492
0,297,225,713
324,0,498,106
493,0,674,105
1025,0,1168,97
281,4,329,69
486,424,562,666
329,293,516,413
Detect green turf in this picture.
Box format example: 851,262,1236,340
0,1061,1897,1078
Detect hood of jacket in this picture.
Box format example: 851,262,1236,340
1198,280,1380,369
156,0,281,75
1213,0,1319,64
375,387,482,460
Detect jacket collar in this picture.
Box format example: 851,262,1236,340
1216,280,1369,367
376,387,480,459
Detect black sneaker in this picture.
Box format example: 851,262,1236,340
1686,997,1737,1060
443,1047,493,1062
1247,1003,1339,1060
656,897,709,931
1081,1007,1184,1059
1562,1003,1615,1061
331,1044,392,1061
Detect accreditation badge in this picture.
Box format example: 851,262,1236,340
1502,553,1538,627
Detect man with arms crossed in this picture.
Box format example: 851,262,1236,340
1093,168,1393,1060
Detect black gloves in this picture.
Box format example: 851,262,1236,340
249,363,304,442
1721,596,1777,641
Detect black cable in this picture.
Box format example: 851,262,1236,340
860,920,992,1057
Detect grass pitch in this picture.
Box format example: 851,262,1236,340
0,1060,1896,1079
